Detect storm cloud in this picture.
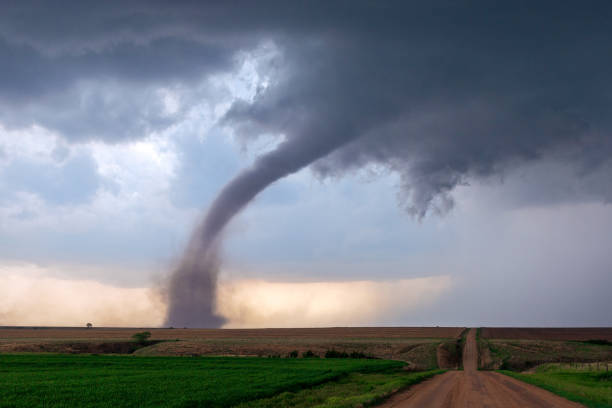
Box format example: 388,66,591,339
3,1,612,212
3,1,612,326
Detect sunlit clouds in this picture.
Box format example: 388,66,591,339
0,263,451,328
217,276,453,328
0,264,165,327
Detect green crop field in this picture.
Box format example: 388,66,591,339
234,369,443,408
0,354,438,408
500,364,612,408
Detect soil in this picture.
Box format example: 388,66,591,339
0,327,462,365
481,327,612,341
478,341,497,370
0,341,161,354
482,338,612,371
436,341,461,369
0,326,464,340
379,329,585,408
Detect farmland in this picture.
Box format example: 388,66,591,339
0,326,462,407
0,353,437,408
2,326,611,407
501,363,612,408
0,326,463,341
478,328,612,371
233,369,443,408
0,327,463,371
481,328,612,341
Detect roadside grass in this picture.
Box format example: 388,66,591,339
499,364,612,408
0,354,406,408
234,369,444,408
486,339,612,371
133,337,447,369
402,341,440,370
437,340,462,370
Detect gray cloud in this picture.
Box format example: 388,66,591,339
4,2,612,212
4,1,612,326
222,2,612,216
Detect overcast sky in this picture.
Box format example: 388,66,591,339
1,1,611,327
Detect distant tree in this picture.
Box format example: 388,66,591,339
132,331,152,345
325,349,349,358
288,350,299,358
86,323,93,329
302,350,318,358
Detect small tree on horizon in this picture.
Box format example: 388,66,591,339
132,331,151,345
86,323,93,329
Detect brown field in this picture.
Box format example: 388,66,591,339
478,338,612,370
481,327,612,341
0,326,463,341
478,328,612,371
0,326,464,370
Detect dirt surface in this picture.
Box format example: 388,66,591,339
481,327,612,341
0,327,461,367
481,338,612,371
0,326,463,340
379,329,585,408
0,341,148,354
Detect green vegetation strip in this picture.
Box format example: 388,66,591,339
499,364,612,408
235,369,444,408
0,354,411,408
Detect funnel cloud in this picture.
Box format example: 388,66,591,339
166,124,362,326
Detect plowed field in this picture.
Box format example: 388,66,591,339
481,328,612,341
0,326,464,341
0,327,463,369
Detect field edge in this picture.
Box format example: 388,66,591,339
498,370,612,408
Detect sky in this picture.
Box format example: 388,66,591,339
1,1,611,327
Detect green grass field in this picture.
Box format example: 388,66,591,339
235,369,443,408
0,354,437,408
500,364,612,408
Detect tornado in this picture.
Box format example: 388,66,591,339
165,127,358,327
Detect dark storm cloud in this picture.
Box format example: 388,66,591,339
222,2,612,216
5,1,612,326
0,1,259,142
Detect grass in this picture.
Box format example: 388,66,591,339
234,369,444,408
132,336,447,368
500,364,612,408
0,353,413,408
486,339,612,371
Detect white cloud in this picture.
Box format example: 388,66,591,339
0,124,62,165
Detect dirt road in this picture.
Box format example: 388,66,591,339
380,329,584,408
